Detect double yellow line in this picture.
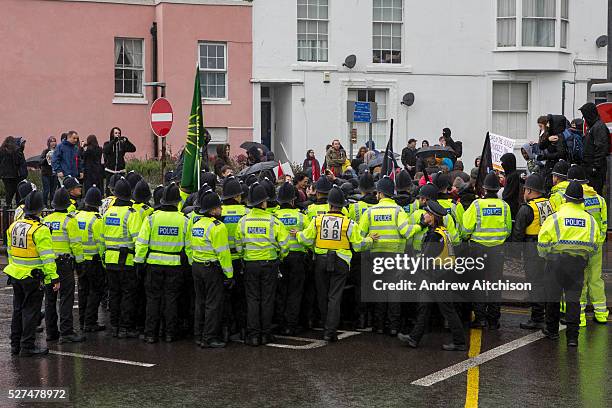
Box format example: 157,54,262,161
464,328,482,408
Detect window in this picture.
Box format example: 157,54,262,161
114,38,144,96
373,0,403,64
199,42,227,99
297,0,329,62
492,82,529,139
348,89,388,151
496,0,567,49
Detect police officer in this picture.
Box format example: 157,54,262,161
348,171,378,224
133,179,154,220
186,188,234,348
235,182,289,346
296,186,375,341
126,170,143,191
43,188,85,343
261,177,279,215
63,176,83,213
434,173,465,238
75,186,106,332
307,176,349,219
5,191,59,356
512,174,553,330
394,169,418,216
132,179,154,332
275,182,309,335
359,176,422,335
134,182,188,343
102,177,143,338
14,180,36,221
549,160,570,212
538,181,599,347
101,173,121,215
463,172,512,329
152,184,164,210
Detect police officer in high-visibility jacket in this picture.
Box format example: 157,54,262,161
220,177,249,340
538,181,599,347
63,176,82,213
393,170,419,216
463,172,512,329
274,182,309,335
296,186,375,341
549,160,570,212
186,188,234,348
348,171,378,224
307,176,348,220
235,182,290,346
564,166,608,325
100,174,121,216
14,180,36,221
42,188,85,343
5,191,59,357
102,177,143,338
133,179,154,221
434,173,465,239
134,183,188,343
74,186,106,332
261,177,279,215
359,176,422,335
512,174,554,330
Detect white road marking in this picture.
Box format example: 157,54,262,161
266,330,362,350
49,350,155,367
411,326,567,387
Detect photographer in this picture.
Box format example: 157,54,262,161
103,127,136,194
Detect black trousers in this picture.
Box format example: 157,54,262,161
193,263,225,342
134,264,147,331
77,258,106,328
2,177,19,207
144,265,184,338
314,254,349,337
471,243,504,323
244,260,279,339
106,266,138,329
275,252,306,329
179,266,194,336
300,254,318,327
349,252,367,320
586,166,605,196
544,255,586,340
221,259,245,335
45,258,76,337
524,246,545,323
410,302,466,345
11,277,44,350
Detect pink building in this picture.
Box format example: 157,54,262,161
0,0,253,161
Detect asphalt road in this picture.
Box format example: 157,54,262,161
0,284,609,408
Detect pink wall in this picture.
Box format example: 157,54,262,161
0,0,252,160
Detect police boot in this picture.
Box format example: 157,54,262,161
221,326,230,343
567,337,578,347
593,311,609,324
356,314,367,330
261,334,277,345
470,319,487,329
19,347,49,357
59,333,86,344
520,320,545,330
397,333,418,348
84,324,106,333
202,339,226,349
541,328,560,340
247,336,260,347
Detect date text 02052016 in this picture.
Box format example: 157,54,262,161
7,388,69,401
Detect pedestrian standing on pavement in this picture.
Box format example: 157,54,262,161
41,136,58,208
74,186,106,332
134,183,188,343
186,188,234,348
579,102,610,195
235,182,290,346
103,127,136,195
512,174,553,330
4,191,60,356
0,136,26,207
52,131,83,184
538,181,599,347
42,188,85,344
82,135,104,194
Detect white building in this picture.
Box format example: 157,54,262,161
252,0,608,168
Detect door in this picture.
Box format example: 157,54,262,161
261,101,272,150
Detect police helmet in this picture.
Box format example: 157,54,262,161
51,188,71,211
84,185,103,208
24,191,44,215
277,182,296,204
328,185,348,208
161,182,181,206
133,179,152,203
114,177,132,201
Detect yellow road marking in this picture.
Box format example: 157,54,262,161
465,328,482,408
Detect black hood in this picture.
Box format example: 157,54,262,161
500,153,516,175
580,102,600,128
393,193,412,207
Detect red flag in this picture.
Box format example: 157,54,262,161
389,160,396,181
312,161,320,182
277,160,284,179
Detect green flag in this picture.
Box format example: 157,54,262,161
181,66,207,193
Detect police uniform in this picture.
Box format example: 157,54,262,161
297,186,373,341
42,188,84,343
14,181,36,222
102,178,143,338
434,173,466,238
135,183,188,342
538,182,599,346
74,187,106,332
63,176,82,213
235,182,290,346
549,160,570,212
4,191,59,356
186,188,234,348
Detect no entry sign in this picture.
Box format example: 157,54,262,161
150,97,173,137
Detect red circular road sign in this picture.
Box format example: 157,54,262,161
595,102,612,153
150,97,173,137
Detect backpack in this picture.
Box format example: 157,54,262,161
562,129,584,164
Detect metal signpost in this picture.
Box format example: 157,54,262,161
347,101,377,158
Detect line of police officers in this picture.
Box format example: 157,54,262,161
4,160,607,356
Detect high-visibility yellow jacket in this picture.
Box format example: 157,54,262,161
133,202,154,222
42,211,84,262
134,209,188,266
275,207,309,253
14,204,25,222
102,204,142,266
4,217,59,284
221,204,250,260
409,207,461,252
307,201,348,220
438,197,466,238
463,198,512,247
553,184,607,244
75,210,105,261
538,202,599,259
297,211,373,266
549,181,569,212
235,207,290,261
185,215,233,278
100,196,116,215
348,199,377,224
178,190,191,212
67,198,78,214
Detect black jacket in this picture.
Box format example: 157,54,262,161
501,153,521,220
103,136,136,172
0,148,25,179
580,103,610,172
511,202,538,244
538,133,567,173
83,146,104,184
401,147,417,169
41,148,53,177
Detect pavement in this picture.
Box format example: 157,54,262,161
0,282,610,408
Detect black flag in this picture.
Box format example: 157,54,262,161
475,132,494,196
381,118,398,179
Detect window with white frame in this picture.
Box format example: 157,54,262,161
297,0,329,62
492,82,529,139
199,42,227,99
348,89,388,152
114,38,144,96
496,0,568,49
373,0,403,64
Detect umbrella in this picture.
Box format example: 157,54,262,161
237,161,278,176
26,154,43,168
415,146,457,160
367,152,400,169
240,141,270,153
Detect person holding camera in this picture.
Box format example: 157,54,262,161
103,127,136,195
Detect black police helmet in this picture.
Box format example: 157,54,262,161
108,174,121,193
376,176,395,197
340,182,354,197
433,172,451,192
114,177,132,201
201,172,217,191
563,181,584,203
152,185,164,209
133,179,152,203
260,177,276,201
395,170,412,192
199,189,222,213
424,200,448,218
567,165,588,184
328,185,348,208
161,182,181,205
315,176,333,194
277,182,296,204
552,160,570,179
51,188,71,211
483,172,501,191
126,171,143,190
17,180,35,203
221,177,242,200
247,182,268,207
84,185,103,208
62,176,81,192
358,171,375,193
417,184,438,200
524,174,546,194
24,191,44,215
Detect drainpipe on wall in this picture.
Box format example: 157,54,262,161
151,22,159,158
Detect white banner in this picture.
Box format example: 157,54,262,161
273,162,294,178
489,133,515,171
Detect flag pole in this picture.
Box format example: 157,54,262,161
196,64,201,190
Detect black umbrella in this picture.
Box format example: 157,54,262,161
237,161,278,176
367,152,400,169
26,154,43,168
415,146,457,160
240,141,270,153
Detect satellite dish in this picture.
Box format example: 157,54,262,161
343,55,357,69
401,92,415,107
596,35,608,48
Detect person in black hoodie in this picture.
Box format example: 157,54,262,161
83,135,104,194
0,136,26,207
537,115,567,191
500,152,521,221
103,127,136,192
579,102,610,194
